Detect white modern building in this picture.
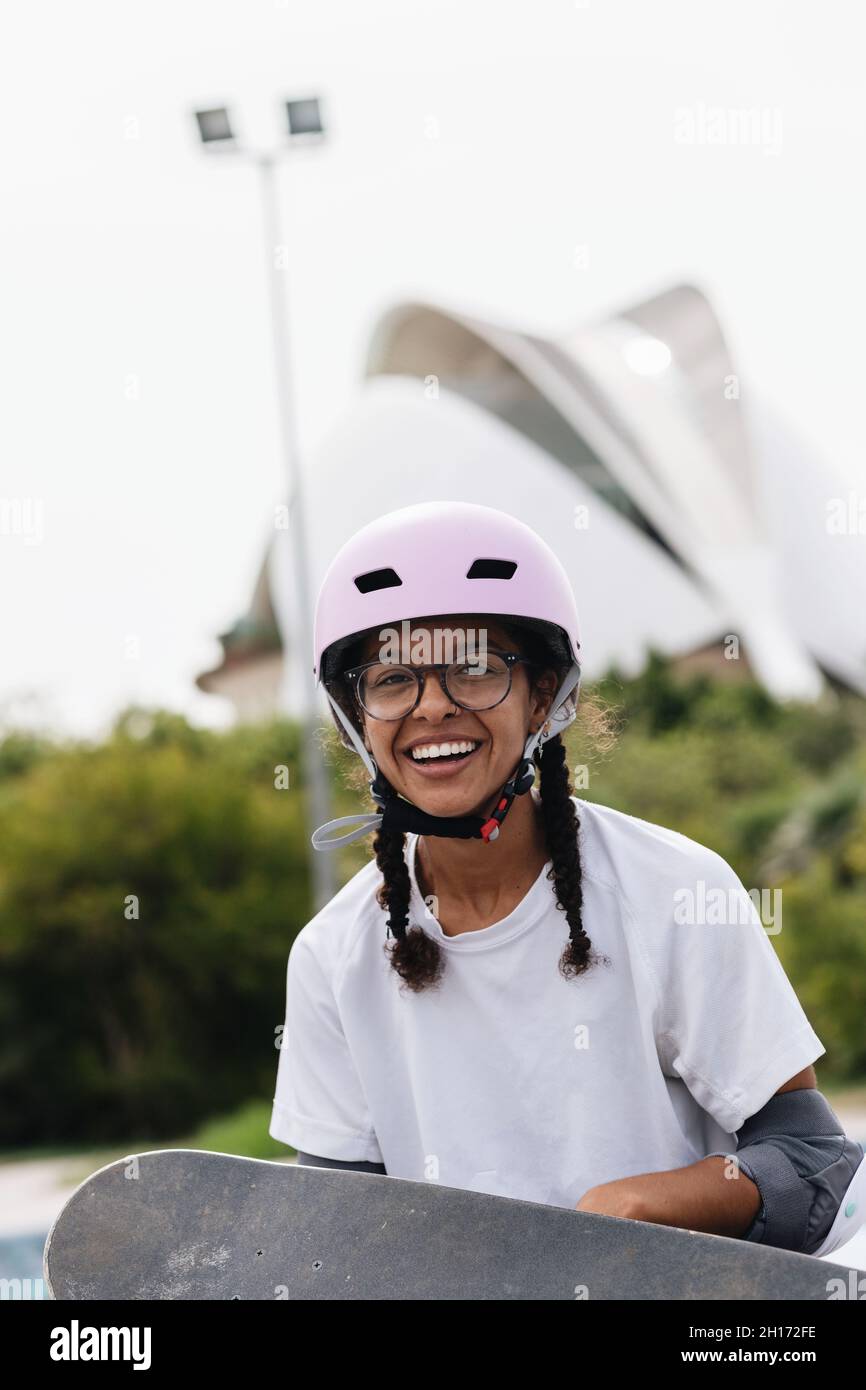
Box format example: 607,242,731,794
196,282,866,720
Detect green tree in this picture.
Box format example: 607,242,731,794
0,710,309,1146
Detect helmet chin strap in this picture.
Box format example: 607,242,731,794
311,663,581,852
369,750,537,844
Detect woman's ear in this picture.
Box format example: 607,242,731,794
531,667,560,726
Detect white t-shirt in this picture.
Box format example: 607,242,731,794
269,792,825,1211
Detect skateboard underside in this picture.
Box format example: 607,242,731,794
43,1148,858,1300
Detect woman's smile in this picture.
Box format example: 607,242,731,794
400,737,486,779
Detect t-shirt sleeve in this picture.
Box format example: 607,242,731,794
269,928,384,1164
649,844,826,1135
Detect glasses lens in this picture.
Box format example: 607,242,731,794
446,653,510,708
359,664,419,718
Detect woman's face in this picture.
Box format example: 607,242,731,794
353,614,558,816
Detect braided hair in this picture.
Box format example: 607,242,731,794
324,618,613,993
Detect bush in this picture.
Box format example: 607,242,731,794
0,710,309,1148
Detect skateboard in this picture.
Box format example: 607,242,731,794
43,1148,863,1301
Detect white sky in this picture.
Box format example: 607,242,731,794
2,0,864,738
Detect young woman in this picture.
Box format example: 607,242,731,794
270,500,864,1256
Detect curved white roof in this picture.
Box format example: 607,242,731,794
264,283,864,714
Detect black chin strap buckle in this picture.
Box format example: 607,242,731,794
513,756,537,796
478,758,536,843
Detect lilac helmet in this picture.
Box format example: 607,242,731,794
311,500,582,850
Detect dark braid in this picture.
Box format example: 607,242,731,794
372,732,607,992
372,776,446,993
536,733,604,980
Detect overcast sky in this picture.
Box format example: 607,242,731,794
2,0,864,739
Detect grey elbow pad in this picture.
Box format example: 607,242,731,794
708,1089,864,1254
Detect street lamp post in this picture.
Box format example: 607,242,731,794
194,100,335,912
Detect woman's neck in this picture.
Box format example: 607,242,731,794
414,787,550,926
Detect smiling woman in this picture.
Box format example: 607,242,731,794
310,500,589,986
266,500,856,1254
352,611,589,955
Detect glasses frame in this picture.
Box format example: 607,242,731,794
342,649,537,721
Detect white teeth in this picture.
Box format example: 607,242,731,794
411,740,478,761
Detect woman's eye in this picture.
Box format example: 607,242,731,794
372,671,411,688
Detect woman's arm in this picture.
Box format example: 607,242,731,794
577,1153,761,1236
577,1070,864,1252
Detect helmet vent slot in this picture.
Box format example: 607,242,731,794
466,558,517,580
354,567,403,593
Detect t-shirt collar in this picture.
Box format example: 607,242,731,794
405,831,554,951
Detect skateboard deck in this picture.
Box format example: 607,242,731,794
43,1148,861,1301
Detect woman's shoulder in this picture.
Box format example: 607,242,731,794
291,855,386,978
571,795,740,906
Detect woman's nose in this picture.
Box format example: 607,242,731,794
413,670,458,718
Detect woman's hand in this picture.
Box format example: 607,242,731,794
575,1178,645,1220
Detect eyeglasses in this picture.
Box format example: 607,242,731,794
343,650,535,721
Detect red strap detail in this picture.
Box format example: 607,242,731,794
480,819,499,841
